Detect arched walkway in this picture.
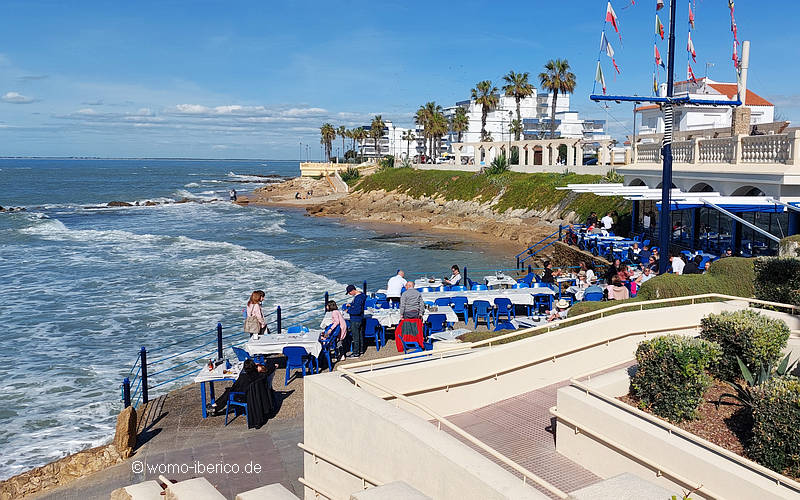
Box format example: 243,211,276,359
689,182,715,193
731,185,766,196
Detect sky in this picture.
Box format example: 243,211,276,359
1,0,799,159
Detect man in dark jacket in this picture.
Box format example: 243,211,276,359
345,284,366,358
208,359,275,421
683,255,704,275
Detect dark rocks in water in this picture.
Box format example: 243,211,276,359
421,240,463,250
370,233,413,241
0,206,4,212
0,206,26,212
175,198,192,204
144,201,158,206
107,201,133,207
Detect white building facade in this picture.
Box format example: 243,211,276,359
357,120,423,161
637,78,775,135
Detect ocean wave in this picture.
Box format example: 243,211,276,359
184,182,201,188
171,189,220,202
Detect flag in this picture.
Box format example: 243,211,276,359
653,74,658,94
687,32,696,63
688,63,697,84
612,58,621,74
689,5,695,29
595,61,606,94
732,40,739,68
600,32,614,58
731,21,738,42
656,0,664,10
655,44,665,68
606,2,619,33
655,15,664,40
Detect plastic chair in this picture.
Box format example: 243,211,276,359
224,391,247,426
375,299,389,309
364,318,385,351
584,285,604,302
450,296,469,323
395,319,430,354
425,313,448,336
364,297,377,309
319,325,340,372
374,293,387,300
282,346,316,386
493,320,516,332
494,297,515,323
286,325,309,334
531,292,553,315
471,284,488,291
472,300,493,329
442,285,452,292
450,285,467,291
434,297,452,307
232,346,251,362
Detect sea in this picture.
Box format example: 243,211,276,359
0,158,511,480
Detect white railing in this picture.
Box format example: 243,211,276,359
672,140,694,163
636,143,661,163
698,137,737,163
741,134,792,164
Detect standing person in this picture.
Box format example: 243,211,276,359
443,265,461,287
601,212,614,233
320,300,347,362
670,253,686,275
345,284,366,358
229,189,237,202
586,211,598,228
244,290,268,335
541,261,561,284
386,270,407,305
399,281,425,319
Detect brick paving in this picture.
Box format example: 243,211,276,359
445,380,602,499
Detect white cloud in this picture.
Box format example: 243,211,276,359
2,91,36,104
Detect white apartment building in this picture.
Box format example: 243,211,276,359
637,78,775,135
357,120,422,160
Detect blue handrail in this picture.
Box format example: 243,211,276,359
515,227,561,260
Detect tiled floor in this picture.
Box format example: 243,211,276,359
446,380,601,499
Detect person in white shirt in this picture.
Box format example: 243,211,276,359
636,267,655,284
670,254,685,275
601,212,614,231
386,270,407,305
444,265,461,286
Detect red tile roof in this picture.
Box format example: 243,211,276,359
707,83,773,106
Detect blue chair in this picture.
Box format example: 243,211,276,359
319,325,340,372
450,296,469,323
232,346,251,362
424,301,434,307
375,299,389,309
472,300,493,329
425,314,448,337
442,285,452,292
420,287,433,293
584,285,604,302
450,285,467,291
511,283,530,289
283,346,316,386
493,320,516,332
224,390,248,426
364,318,385,351
287,325,309,334
531,292,553,315
494,297,515,322
374,293,387,300
471,284,488,291
517,272,535,286
434,297,452,307
365,297,377,309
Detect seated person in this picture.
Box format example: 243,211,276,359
399,281,424,319
636,266,655,284
629,242,642,264
443,265,461,286
546,299,570,322
683,255,703,275
541,260,561,284
565,270,590,301
639,245,651,264
320,300,347,360
607,277,630,300
647,255,659,273
206,359,276,415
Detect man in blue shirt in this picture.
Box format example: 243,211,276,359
345,284,366,358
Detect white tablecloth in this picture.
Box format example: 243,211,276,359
245,332,322,358
421,289,554,306
320,306,459,328
484,275,518,288
194,361,241,383
414,278,443,289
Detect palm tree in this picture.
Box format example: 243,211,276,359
502,70,534,141
471,80,499,141
429,110,448,159
352,127,367,163
401,130,416,160
369,115,385,162
337,125,346,162
320,123,336,161
450,106,469,143
539,59,577,139
415,106,429,158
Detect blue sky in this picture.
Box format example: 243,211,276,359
1,0,799,158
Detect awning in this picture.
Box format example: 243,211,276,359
656,196,785,213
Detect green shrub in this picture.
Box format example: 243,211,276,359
753,257,800,306
631,335,721,423
378,155,395,171
636,257,754,301
748,376,800,477
340,166,360,183
700,309,790,380
485,153,509,175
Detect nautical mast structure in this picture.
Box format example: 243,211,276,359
590,0,741,273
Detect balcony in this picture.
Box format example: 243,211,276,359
634,131,799,166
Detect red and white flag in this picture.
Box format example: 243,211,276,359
654,44,665,68
732,40,739,68
606,2,619,33
656,0,664,10
687,32,697,63
689,5,695,29
688,63,697,84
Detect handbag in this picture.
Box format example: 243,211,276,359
243,304,262,334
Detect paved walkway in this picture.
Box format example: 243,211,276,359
446,380,602,499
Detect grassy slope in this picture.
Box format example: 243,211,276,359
354,168,628,219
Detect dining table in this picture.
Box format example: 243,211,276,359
194,360,240,418
244,332,323,358
320,306,459,328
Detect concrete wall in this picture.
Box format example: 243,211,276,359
415,164,612,175
555,369,800,499
302,375,545,500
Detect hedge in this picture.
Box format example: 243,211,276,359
635,257,754,301
748,376,800,477
630,335,721,423
753,257,800,307
700,309,790,380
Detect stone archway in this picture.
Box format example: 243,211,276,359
689,182,715,193
731,185,765,196
628,178,647,187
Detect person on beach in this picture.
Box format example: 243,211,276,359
443,265,461,286
244,290,268,335
345,284,366,358
399,281,425,319
320,300,347,361
229,189,237,202
386,270,407,305
207,358,276,416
